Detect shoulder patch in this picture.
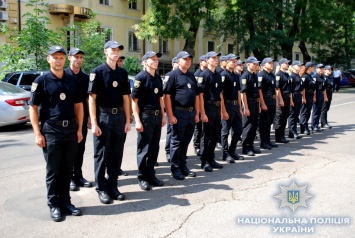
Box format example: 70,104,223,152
31,83,38,92
163,76,170,83
90,73,95,81
313,78,316,81
258,77,262,82
221,76,225,82
302,77,305,82
276,76,280,81
242,79,246,85
134,80,141,88
198,77,203,84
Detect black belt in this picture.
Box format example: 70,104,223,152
316,91,325,94
293,91,302,94
247,97,259,101
264,95,276,99
143,109,161,116
99,107,123,114
306,89,315,93
225,100,238,105
206,100,221,106
49,119,75,127
282,93,290,96
175,106,194,112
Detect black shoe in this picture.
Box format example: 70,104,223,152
76,178,93,187
194,148,201,156
180,166,196,177
216,142,223,150
313,126,322,132
64,204,82,216
250,146,261,154
149,177,164,187
288,133,294,138
201,161,213,172
294,133,302,139
138,180,151,191
276,138,289,143
70,180,79,191
50,207,62,222
305,130,311,135
171,168,185,180
166,154,171,163
108,189,125,201
230,152,244,160
118,169,128,176
222,154,235,163
155,162,159,166
98,191,113,204
323,124,332,129
260,143,272,150
242,149,255,156
209,160,223,169
268,142,278,148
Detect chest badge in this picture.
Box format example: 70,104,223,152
234,82,236,87
113,81,118,87
215,83,218,88
258,77,262,82
31,83,38,92
60,93,66,100
134,80,141,88
198,77,203,84
272,80,274,85
90,73,95,81
254,83,256,87
302,78,305,82
187,83,191,89
154,88,159,94
221,76,225,82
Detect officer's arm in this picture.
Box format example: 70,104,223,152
164,94,176,124
238,91,242,109
258,89,266,110
123,95,131,125
220,92,228,120
29,105,46,148
199,93,206,116
160,97,166,127
74,102,84,142
241,92,250,116
276,88,284,106
195,95,200,116
88,93,97,126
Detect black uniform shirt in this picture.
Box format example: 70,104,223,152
240,70,259,98
221,69,240,101
258,69,276,96
163,68,199,108
131,70,163,110
324,75,334,90
276,70,292,94
163,70,175,91
301,73,316,91
290,72,304,93
29,71,81,122
198,68,224,101
194,68,203,77
314,73,326,93
65,67,89,118
89,62,130,108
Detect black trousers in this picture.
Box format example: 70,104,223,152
201,103,221,162
93,112,126,193
288,93,302,135
73,118,88,181
193,121,202,150
242,98,259,149
170,109,195,169
299,92,314,131
333,77,340,92
259,97,276,144
221,102,242,155
321,89,333,125
42,121,78,208
311,93,324,128
165,121,172,155
136,112,162,181
274,94,290,140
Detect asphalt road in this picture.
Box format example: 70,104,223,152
1,87,355,238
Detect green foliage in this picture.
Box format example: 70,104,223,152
123,56,142,75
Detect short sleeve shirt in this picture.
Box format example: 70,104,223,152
198,68,224,101
257,69,276,96
240,70,260,98
276,70,292,94
314,73,326,93
221,69,240,101
290,72,304,93
301,73,316,91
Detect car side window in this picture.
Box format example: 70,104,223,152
7,74,20,85
21,73,40,85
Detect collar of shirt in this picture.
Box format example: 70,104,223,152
48,70,68,82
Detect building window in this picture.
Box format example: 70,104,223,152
129,1,138,10
99,27,112,42
207,41,215,52
159,37,169,54
227,44,234,54
99,0,110,6
295,52,300,61
128,31,140,52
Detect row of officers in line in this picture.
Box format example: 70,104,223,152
28,41,334,222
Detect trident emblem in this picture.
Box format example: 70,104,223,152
288,190,300,204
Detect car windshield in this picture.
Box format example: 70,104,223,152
343,72,353,78
0,82,27,95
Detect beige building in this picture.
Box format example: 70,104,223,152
1,0,313,74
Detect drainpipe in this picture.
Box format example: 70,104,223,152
18,0,22,32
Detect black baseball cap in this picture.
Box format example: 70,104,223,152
68,48,84,56
316,63,325,68
260,57,275,66
119,56,125,60
324,65,332,70
205,51,221,58
172,57,178,64
142,51,162,60
278,58,291,65
225,54,240,61
236,60,245,65
104,40,124,50
245,56,259,63
220,56,227,61
176,51,193,59
48,46,66,55
305,62,315,68
199,55,206,61
291,61,304,66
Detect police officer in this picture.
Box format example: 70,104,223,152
63,48,93,192
321,65,334,129
217,55,227,74
164,51,200,180
198,51,229,172
220,54,244,162
131,51,166,190
274,58,294,143
258,57,283,150
88,40,131,204
311,64,328,132
299,62,316,135
235,60,245,76
240,56,262,156
29,46,84,222
193,55,207,156
288,61,304,139
164,56,179,163
117,56,125,68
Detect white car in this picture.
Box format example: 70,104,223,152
0,82,31,127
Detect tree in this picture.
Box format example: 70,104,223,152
123,56,142,75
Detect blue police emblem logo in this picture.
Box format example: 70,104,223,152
288,190,300,204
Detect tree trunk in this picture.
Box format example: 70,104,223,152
183,10,200,57
245,11,262,59
299,41,311,62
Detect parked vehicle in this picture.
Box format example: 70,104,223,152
340,72,349,87
1,70,48,91
0,82,31,127
343,71,355,86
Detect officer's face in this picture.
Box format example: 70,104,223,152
236,64,244,71
117,58,124,67
179,57,192,71
200,60,207,68
325,69,332,75
281,62,289,71
146,55,159,70
207,56,219,68
220,60,227,67
248,62,259,73
105,47,120,61
293,65,301,73
264,61,274,71
226,59,237,70
68,54,84,69
316,68,324,75
47,52,66,71
172,62,179,70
